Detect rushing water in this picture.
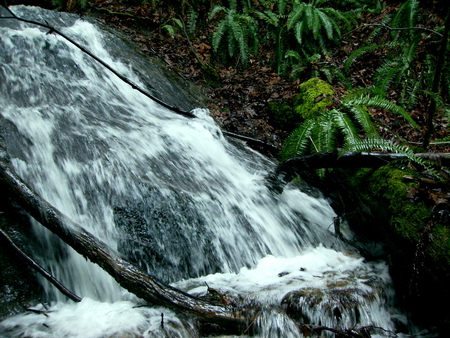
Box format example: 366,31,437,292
0,6,427,338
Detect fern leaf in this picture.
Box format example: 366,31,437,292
346,104,380,138
212,19,227,52
294,21,306,44
317,10,335,41
350,95,419,129
312,9,321,40
287,3,306,30
209,5,226,20
344,138,442,179
280,119,316,160
231,19,248,64
255,10,279,26
278,0,288,15
392,0,419,29
332,109,359,145
305,4,314,30
344,44,385,73
187,8,198,36
316,112,338,152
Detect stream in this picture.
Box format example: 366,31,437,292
0,5,429,338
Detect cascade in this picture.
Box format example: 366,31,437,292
0,5,426,338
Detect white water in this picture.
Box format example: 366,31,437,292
0,6,424,338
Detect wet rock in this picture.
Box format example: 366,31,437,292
0,206,44,319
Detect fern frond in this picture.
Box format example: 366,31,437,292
344,44,385,72
317,9,336,40
305,4,314,29
432,134,450,145
344,138,442,179
316,111,339,152
255,10,279,26
391,0,419,29
287,3,306,30
346,104,380,138
373,60,402,93
294,20,306,44
311,9,321,40
332,109,359,145
209,5,227,20
280,119,316,160
349,95,419,129
277,0,288,15
212,19,227,52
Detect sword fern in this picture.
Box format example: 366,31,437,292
209,2,259,67
281,88,419,161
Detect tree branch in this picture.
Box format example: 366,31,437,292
267,150,450,191
0,153,249,331
0,229,82,303
363,23,443,37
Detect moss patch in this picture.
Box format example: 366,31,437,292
268,100,300,131
369,166,431,242
293,78,334,120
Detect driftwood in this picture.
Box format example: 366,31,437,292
268,150,450,191
0,154,250,331
0,142,405,336
0,229,82,303
0,144,407,336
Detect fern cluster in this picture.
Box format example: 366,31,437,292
209,1,259,66
280,89,420,161
207,0,374,69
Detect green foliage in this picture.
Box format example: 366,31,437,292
343,138,442,179
162,18,183,38
390,0,420,41
209,1,259,66
281,86,423,166
280,118,316,160
286,0,355,53
343,89,420,129
186,7,199,36
286,51,352,86
344,0,440,111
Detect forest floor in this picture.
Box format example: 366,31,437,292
82,0,450,156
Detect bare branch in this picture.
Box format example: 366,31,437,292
363,23,443,37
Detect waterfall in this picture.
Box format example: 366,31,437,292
0,6,425,338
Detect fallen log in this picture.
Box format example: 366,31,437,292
268,150,450,191
0,154,249,331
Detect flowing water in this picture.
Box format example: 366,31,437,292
0,6,427,338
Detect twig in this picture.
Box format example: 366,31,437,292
243,311,261,334
25,307,52,317
0,5,196,118
0,229,82,303
362,23,443,37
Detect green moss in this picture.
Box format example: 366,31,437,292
268,100,300,131
430,224,450,265
369,166,431,242
293,78,334,120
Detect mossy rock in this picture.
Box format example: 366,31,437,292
333,165,450,330
293,78,334,120
368,166,431,242
268,100,301,131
